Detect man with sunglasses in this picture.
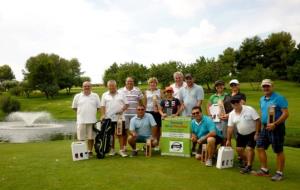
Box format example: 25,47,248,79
226,95,261,174
191,106,223,166
128,104,158,157
254,79,289,181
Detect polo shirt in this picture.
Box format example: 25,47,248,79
209,92,229,104
129,113,157,137
179,84,204,116
228,105,260,135
118,86,143,116
101,91,128,122
191,115,223,139
72,92,101,124
260,92,288,125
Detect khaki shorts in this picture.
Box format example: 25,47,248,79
77,123,95,140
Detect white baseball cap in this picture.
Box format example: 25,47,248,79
261,79,273,87
229,79,239,85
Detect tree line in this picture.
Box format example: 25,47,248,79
104,31,300,90
1,31,300,99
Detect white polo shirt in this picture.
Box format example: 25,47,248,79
101,91,129,122
72,92,101,124
118,86,143,116
228,105,260,135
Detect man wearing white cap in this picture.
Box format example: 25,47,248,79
223,79,247,166
254,79,289,181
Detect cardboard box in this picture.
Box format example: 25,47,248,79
71,141,89,161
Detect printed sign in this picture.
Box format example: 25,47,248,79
161,117,191,157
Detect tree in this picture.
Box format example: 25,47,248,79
184,56,230,91
0,65,15,82
287,60,300,83
103,62,148,87
24,53,60,99
218,47,237,76
23,53,82,98
238,64,277,91
236,36,264,70
148,61,184,88
263,31,296,79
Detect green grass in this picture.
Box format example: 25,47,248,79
0,140,300,190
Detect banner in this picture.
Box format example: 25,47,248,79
160,117,191,157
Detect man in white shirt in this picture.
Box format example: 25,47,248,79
170,71,187,99
101,80,129,157
118,77,143,151
226,95,261,174
72,81,101,157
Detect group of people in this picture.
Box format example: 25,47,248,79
72,72,288,182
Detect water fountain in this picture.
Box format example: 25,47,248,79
0,112,75,143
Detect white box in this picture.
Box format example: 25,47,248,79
216,146,234,169
71,141,89,161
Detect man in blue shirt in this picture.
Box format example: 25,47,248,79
191,106,223,166
254,79,289,181
128,104,158,156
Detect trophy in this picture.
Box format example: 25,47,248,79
218,99,226,118
201,144,208,163
145,138,152,157
116,114,123,136
268,105,275,124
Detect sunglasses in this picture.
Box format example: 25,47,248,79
262,85,271,88
192,111,200,115
230,84,237,87
231,100,240,104
137,108,145,111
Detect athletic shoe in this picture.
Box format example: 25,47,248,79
108,149,116,156
119,150,128,158
131,150,138,157
252,168,271,176
191,151,197,156
271,172,283,181
195,154,202,160
88,151,93,158
205,159,213,167
238,159,246,168
154,146,160,151
240,165,252,174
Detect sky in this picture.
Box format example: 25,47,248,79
1,0,300,83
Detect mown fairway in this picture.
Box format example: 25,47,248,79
0,140,300,190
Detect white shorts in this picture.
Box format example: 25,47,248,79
77,123,95,140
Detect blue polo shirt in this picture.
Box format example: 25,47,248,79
260,92,288,125
129,113,157,137
191,115,223,139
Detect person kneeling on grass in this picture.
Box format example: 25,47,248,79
191,106,223,166
128,104,158,156
226,95,261,174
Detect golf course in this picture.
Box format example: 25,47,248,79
1,80,300,190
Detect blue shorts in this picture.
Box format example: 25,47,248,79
136,135,150,143
256,124,285,153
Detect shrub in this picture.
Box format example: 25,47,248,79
0,95,21,113
9,86,22,96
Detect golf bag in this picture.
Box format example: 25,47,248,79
93,119,113,159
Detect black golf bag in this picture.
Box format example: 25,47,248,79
93,119,113,159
